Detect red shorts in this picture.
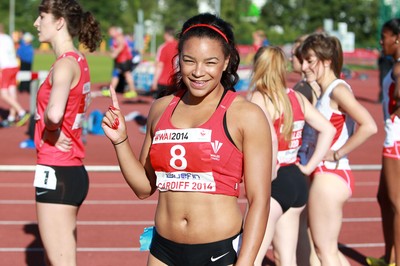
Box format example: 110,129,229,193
312,165,354,195
1,67,19,89
383,141,400,160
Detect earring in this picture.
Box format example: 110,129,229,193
396,40,399,44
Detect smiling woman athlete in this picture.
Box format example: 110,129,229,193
102,13,272,266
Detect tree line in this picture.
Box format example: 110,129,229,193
0,0,386,49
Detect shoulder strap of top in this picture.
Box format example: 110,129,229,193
214,90,237,118
287,88,303,114
325,79,351,96
59,51,82,60
157,90,185,124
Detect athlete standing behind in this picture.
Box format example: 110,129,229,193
109,26,138,99
249,46,335,266
102,13,272,266
368,18,400,266
33,0,101,265
0,23,30,127
151,26,178,99
300,33,377,265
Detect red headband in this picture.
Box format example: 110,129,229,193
182,24,229,43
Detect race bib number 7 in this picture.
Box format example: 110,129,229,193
34,165,57,190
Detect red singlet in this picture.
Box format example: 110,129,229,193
34,52,91,166
150,90,243,197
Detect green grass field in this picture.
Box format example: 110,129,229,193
32,51,377,86
32,52,114,84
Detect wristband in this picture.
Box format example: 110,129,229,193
333,150,339,161
113,136,128,146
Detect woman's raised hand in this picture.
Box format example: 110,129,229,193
102,86,128,145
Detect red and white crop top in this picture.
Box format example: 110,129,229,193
274,89,305,166
150,90,244,197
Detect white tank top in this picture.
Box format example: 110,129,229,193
316,79,355,170
0,34,19,68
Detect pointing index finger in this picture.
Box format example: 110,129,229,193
109,86,120,110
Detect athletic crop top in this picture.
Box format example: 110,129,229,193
382,64,400,146
274,89,305,166
150,90,244,197
382,67,398,120
315,79,354,170
34,52,91,166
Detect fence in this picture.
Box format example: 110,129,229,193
16,70,48,115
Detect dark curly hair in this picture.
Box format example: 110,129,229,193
382,18,400,35
167,13,240,95
38,0,102,52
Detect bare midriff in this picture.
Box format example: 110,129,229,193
154,191,243,244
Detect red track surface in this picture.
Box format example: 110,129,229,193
0,70,385,265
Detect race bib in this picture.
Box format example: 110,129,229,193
34,165,57,190
156,171,216,192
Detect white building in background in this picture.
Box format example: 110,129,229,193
324,19,355,53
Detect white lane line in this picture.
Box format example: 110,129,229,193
339,243,385,248
342,217,381,222
0,242,384,253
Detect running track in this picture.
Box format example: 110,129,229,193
0,70,386,265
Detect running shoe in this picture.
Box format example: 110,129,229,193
1,120,12,128
123,90,138,99
19,139,35,149
125,111,141,121
101,89,111,97
366,257,389,266
139,125,147,134
16,113,31,127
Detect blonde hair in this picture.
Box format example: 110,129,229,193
250,46,293,141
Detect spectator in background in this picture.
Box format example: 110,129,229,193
244,30,270,66
108,26,138,99
17,32,36,148
150,25,178,99
125,33,141,69
252,30,269,52
0,23,30,127
17,32,35,93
